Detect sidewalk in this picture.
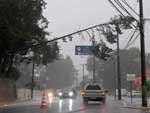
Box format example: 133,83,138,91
120,96,150,111
106,96,150,113
0,98,40,108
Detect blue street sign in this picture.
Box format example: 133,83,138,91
75,45,96,55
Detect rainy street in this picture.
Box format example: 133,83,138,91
0,96,149,113
1,0,150,113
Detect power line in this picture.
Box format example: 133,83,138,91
122,18,150,49
114,0,139,23
123,29,138,49
108,0,126,17
120,29,135,48
114,0,131,15
114,0,137,20
121,0,139,16
108,0,138,28
124,32,139,49
126,33,140,48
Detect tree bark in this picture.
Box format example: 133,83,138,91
5,54,14,78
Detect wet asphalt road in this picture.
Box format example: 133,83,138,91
0,96,149,113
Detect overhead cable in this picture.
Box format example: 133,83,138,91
114,0,137,20
124,29,139,49
121,0,139,16
109,0,138,28
126,33,140,49
108,0,126,17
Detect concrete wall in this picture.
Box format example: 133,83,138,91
17,88,43,100
0,79,16,102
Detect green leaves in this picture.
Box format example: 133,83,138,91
94,42,113,61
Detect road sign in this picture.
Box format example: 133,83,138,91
127,74,136,81
75,45,95,55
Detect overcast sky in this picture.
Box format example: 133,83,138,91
43,0,150,70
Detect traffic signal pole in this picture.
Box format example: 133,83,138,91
139,0,147,107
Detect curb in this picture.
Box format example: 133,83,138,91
124,106,150,110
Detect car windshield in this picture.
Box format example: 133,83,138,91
86,85,101,90
1,0,150,113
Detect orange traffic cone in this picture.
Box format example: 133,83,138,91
40,93,48,110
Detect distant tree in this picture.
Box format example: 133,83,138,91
35,56,76,89
94,15,135,61
87,48,144,91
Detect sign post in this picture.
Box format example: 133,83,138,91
127,74,136,103
75,45,96,83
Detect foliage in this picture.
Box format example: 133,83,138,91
94,41,113,61
36,56,76,89
0,0,59,80
0,66,21,81
86,48,145,91
16,56,76,89
94,15,136,61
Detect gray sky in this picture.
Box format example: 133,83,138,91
43,0,150,69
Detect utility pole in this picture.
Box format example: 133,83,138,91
92,39,96,82
31,59,35,99
139,0,147,107
111,56,117,100
116,24,122,100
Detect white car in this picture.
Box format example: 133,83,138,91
82,83,107,104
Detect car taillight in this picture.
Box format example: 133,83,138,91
82,91,86,96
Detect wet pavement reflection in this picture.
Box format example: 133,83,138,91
47,96,150,113
1,96,150,113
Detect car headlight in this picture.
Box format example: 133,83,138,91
69,91,73,97
48,92,53,97
58,92,63,96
